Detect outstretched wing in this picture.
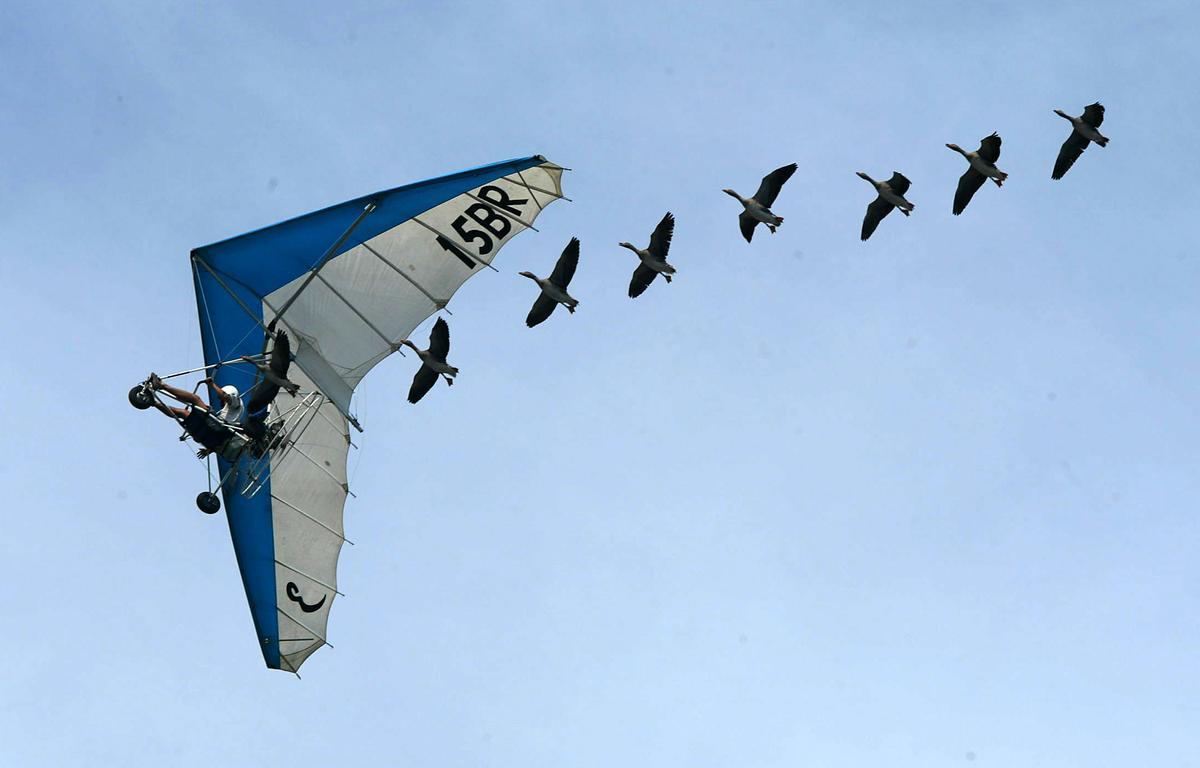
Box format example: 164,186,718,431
270,329,292,377
1053,131,1089,179
1082,102,1104,128
978,133,1002,164
861,197,893,241
739,211,758,243
246,329,293,415
887,172,911,197
629,264,658,298
753,163,797,208
953,169,987,216
648,212,675,260
408,365,439,403
428,316,450,362
526,293,558,328
549,237,579,289
191,156,567,672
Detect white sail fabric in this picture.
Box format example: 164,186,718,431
260,160,565,670
264,162,565,408
264,367,350,673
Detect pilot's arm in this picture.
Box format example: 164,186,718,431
203,377,232,406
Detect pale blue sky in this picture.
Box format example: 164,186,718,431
2,1,1198,766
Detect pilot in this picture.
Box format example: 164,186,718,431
147,374,244,458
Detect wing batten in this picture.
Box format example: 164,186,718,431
275,559,345,596
359,240,448,309
270,494,354,544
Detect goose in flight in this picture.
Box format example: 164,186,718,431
1052,102,1108,180
398,317,458,403
857,171,914,241
519,237,581,328
620,212,676,298
723,163,798,242
947,133,1007,215
240,328,299,408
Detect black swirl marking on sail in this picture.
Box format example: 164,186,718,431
285,581,327,613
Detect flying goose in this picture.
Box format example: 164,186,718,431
519,237,581,328
1052,102,1108,180
857,171,914,241
398,317,457,403
723,163,798,242
947,133,1007,215
620,212,676,298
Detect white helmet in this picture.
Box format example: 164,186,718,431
218,384,244,422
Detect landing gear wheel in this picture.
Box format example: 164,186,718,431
128,384,154,410
196,492,221,514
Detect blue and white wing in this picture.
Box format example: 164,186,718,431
191,156,567,671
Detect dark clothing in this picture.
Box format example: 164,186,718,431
181,408,235,451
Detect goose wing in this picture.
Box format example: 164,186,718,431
1052,131,1089,180
549,237,579,289
628,263,658,298
525,293,558,328
753,163,797,208
886,172,911,197
861,197,894,241
269,329,292,378
978,133,1002,164
247,329,294,414
738,210,758,243
953,168,987,215
428,316,450,362
407,365,439,404
1082,102,1104,128
648,212,675,260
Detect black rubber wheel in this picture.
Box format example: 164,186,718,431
196,492,221,515
128,385,154,410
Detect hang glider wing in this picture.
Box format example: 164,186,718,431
190,156,566,672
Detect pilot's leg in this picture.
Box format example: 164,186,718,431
151,375,207,409
151,400,189,420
